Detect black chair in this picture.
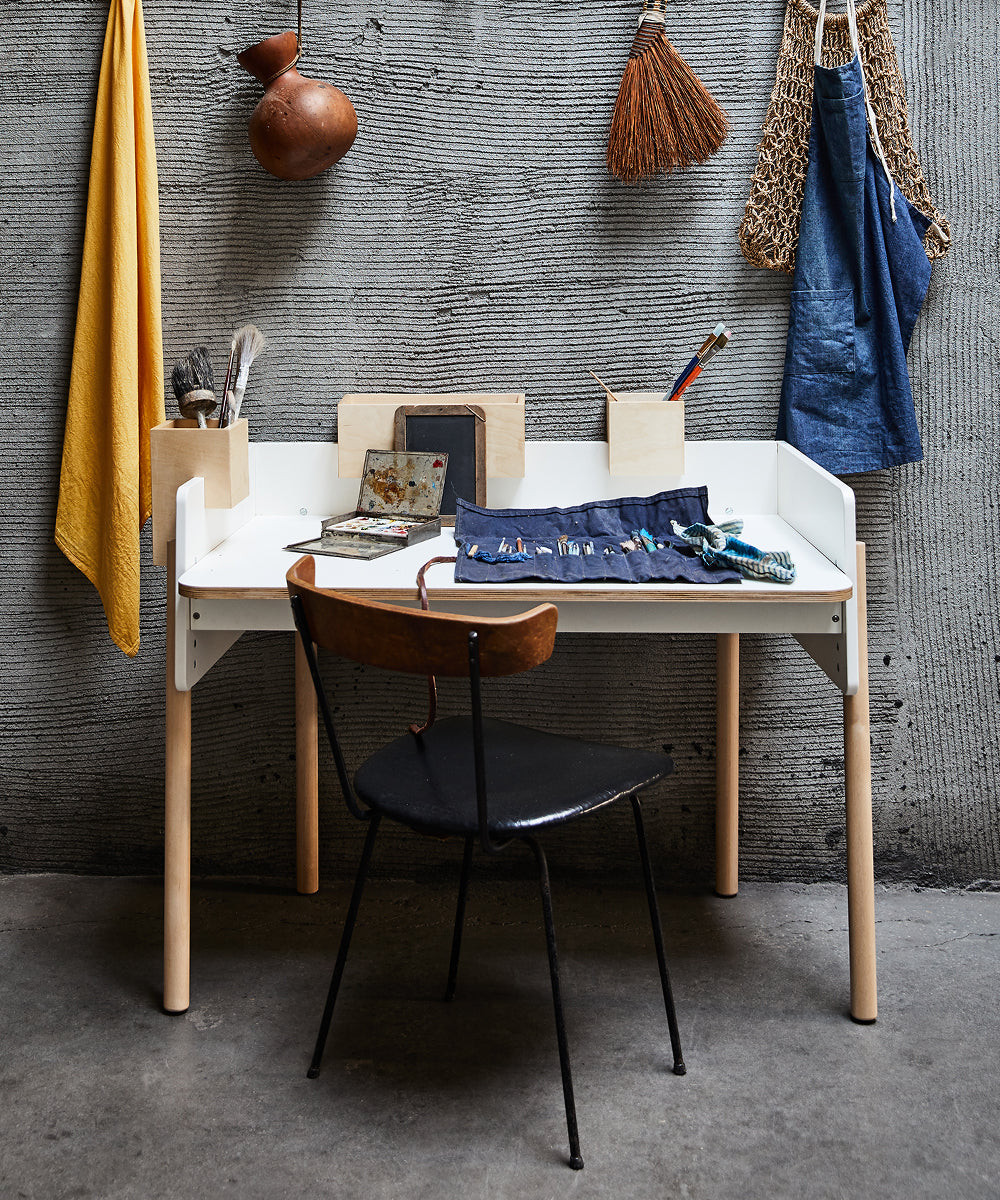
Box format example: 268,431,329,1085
287,555,685,1170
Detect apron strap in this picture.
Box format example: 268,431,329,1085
814,0,899,221
813,0,828,64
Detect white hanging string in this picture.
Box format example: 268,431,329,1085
815,0,898,221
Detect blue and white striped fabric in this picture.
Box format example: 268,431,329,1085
670,519,797,585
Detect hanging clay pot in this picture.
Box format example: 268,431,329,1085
237,31,357,180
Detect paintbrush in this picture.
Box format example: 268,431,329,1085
671,329,731,401
669,322,726,398
171,347,217,427
215,339,237,429
229,324,267,422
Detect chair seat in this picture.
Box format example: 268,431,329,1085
354,716,674,838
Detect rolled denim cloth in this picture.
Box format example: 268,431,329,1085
670,519,796,584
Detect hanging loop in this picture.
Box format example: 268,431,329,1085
262,0,305,84
638,0,668,24
815,0,898,221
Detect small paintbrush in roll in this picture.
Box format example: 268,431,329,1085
228,324,266,423
171,347,217,427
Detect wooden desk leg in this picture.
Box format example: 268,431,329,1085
295,635,320,895
844,542,877,1022
164,544,191,1014
716,632,740,898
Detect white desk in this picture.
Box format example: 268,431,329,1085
165,440,876,1022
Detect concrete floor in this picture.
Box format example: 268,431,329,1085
0,873,997,1200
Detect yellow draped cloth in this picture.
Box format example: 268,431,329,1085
55,0,163,657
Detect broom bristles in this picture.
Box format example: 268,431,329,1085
608,22,728,183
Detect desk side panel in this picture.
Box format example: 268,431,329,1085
777,444,859,695
174,478,242,692
776,442,855,570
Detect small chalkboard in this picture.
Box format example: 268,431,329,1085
393,404,486,524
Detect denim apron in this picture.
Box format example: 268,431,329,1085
777,0,932,475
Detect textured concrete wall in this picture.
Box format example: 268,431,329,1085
1,0,997,887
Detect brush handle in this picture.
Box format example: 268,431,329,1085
587,369,618,401
230,358,255,421
221,390,236,424
669,354,699,398
672,363,702,401
639,0,668,21
217,344,237,429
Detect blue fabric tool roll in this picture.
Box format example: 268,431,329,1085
453,487,742,585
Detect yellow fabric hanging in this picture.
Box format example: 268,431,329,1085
55,0,163,657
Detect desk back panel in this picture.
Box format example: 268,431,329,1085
250,440,782,520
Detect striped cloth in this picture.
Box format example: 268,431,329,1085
670,519,797,584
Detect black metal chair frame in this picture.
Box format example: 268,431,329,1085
290,590,685,1172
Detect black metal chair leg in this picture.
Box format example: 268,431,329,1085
631,797,686,1076
444,836,475,1002
307,814,381,1080
525,837,584,1171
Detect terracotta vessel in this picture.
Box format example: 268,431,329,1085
237,31,357,180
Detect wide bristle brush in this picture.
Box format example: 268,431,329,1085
171,347,217,427
607,0,728,183
229,324,267,423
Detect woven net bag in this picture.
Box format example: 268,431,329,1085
739,0,951,274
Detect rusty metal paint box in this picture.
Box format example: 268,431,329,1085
286,450,447,560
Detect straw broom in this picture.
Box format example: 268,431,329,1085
607,0,728,182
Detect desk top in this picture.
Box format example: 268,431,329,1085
171,440,860,693
178,512,851,604
178,440,854,605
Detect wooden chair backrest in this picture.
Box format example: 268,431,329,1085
286,556,558,678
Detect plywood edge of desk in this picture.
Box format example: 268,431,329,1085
179,583,853,604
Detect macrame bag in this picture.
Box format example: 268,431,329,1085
738,0,951,274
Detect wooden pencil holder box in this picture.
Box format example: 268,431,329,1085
606,393,685,476
337,393,525,478
150,418,250,565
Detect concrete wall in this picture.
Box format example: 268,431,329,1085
1,0,997,887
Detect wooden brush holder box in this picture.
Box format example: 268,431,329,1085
607,393,685,477
150,418,250,565
337,393,525,479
